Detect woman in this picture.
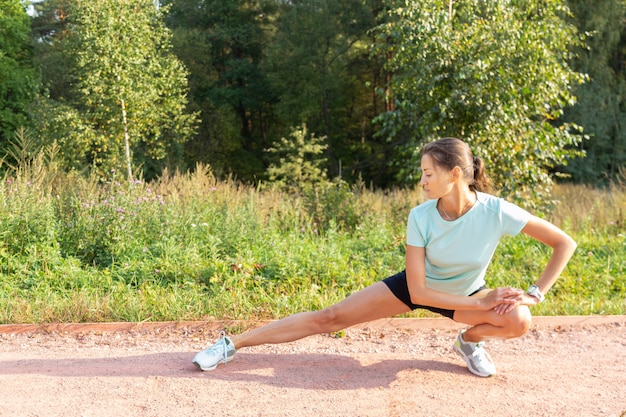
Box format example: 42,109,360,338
193,137,577,377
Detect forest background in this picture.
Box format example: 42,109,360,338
0,0,624,324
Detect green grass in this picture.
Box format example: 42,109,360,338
0,159,624,324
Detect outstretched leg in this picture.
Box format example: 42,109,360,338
230,281,410,349
192,281,411,370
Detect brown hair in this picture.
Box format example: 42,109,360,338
422,137,493,193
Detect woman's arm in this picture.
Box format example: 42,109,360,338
405,245,521,311
520,216,577,296
493,215,577,315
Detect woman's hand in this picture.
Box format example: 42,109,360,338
490,288,542,315
480,287,524,314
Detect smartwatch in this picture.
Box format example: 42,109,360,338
526,284,545,303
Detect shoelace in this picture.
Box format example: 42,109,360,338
470,344,489,363
207,331,228,363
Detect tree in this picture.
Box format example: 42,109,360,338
163,0,276,181
30,0,74,103
60,0,198,180
0,0,37,149
266,124,328,190
265,0,379,180
374,0,586,205
164,0,390,185
562,0,626,184
28,0,94,172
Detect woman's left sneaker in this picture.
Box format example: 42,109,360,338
453,329,496,377
193,331,236,371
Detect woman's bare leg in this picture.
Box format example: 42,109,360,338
230,282,411,349
453,290,532,343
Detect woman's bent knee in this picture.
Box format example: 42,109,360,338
506,305,532,338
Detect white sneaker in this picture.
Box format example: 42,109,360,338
193,331,236,371
453,329,496,377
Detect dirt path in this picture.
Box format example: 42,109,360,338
1,317,625,417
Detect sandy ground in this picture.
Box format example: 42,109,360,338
0,317,625,417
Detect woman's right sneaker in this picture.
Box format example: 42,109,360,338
453,329,496,377
193,331,237,371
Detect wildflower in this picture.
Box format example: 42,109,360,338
117,207,124,213
155,269,160,274
191,223,197,228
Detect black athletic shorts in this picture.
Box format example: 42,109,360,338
382,270,487,320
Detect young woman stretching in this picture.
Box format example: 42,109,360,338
193,137,577,377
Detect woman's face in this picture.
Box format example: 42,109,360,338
419,154,454,199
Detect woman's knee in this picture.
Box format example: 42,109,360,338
505,305,532,338
310,306,344,333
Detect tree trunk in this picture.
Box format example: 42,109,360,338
120,97,133,181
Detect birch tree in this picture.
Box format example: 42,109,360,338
68,0,198,180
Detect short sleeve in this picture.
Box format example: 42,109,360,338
500,199,532,236
406,206,426,247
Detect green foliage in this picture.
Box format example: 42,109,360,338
0,152,409,322
266,124,329,190
266,124,363,231
163,0,386,184
29,0,74,102
562,0,626,185
302,179,362,232
0,0,621,192
163,0,276,181
0,172,57,256
0,131,61,286
1,1,622,323
0,0,37,147
265,0,379,179
20,0,626,194
32,0,198,180
374,0,586,207
0,150,624,323
27,96,95,172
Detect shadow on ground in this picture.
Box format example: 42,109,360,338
0,351,467,390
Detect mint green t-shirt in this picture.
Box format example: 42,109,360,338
406,192,531,296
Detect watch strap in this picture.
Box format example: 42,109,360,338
526,284,545,302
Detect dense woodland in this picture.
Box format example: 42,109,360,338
2,0,626,196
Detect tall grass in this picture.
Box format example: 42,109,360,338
0,155,624,324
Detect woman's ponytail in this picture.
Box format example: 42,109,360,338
472,156,493,194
